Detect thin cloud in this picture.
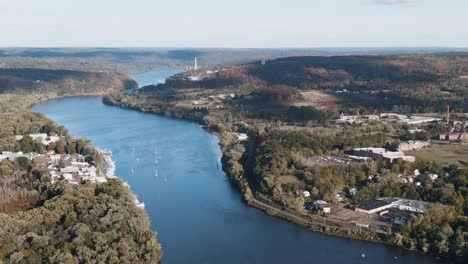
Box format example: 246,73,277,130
374,0,418,5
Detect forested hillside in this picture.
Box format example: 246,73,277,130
0,68,137,95
0,71,161,262
2,47,464,75
0,180,161,263
161,53,468,113
246,54,468,113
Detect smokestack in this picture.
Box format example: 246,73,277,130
194,57,198,70
445,104,450,140
446,104,450,126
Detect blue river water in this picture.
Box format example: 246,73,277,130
132,68,183,88
33,70,438,264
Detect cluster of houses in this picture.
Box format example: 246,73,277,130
2,132,114,185
37,152,108,185
335,114,380,124
1,133,60,162
1,149,109,185
186,70,220,81
334,89,381,95
192,93,235,106
0,151,37,161
2,133,147,208
398,169,438,186
15,133,61,146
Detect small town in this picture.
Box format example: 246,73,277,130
0,133,145,208
1,3,468,261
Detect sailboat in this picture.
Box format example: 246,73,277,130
154,149,160,164
154,148,159,178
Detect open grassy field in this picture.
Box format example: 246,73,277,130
277,175,302,185
407,142,468,168
293,90,340,110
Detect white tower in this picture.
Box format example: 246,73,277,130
194,57,198,70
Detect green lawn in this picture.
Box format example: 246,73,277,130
407,142,468,168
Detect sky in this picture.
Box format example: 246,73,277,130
0,0,467,48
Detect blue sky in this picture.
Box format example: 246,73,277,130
0,0,467,47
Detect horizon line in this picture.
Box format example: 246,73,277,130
1,46,468,50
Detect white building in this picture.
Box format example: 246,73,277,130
356,197,430,214
336,115,360,124
49,154,61,162
313,200,331,213
236,133,248,141
29,133,48,140
352,147,415,163
428,173,438,181
95,177,108,183
62,173,73,180
61,166,80,173
348,187,358,197
0,151,31,161
403,116,441,125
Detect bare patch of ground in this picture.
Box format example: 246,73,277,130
327,205,389,231
277,175,302,185
0,197,42,214
293,90,340,110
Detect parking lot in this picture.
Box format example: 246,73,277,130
312,155,353,166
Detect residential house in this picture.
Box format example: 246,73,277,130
313,200,331,213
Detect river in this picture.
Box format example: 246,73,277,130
33,70,438,264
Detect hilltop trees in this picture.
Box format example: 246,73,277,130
0,180,162,263
0,77,161,263
0,68,137,94
400,203,465,257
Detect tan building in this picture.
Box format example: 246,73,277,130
393,141,430,151
352,147,415,163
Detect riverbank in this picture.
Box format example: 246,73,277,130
0,90,162,262
32,76,438,263
101,95,437,260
